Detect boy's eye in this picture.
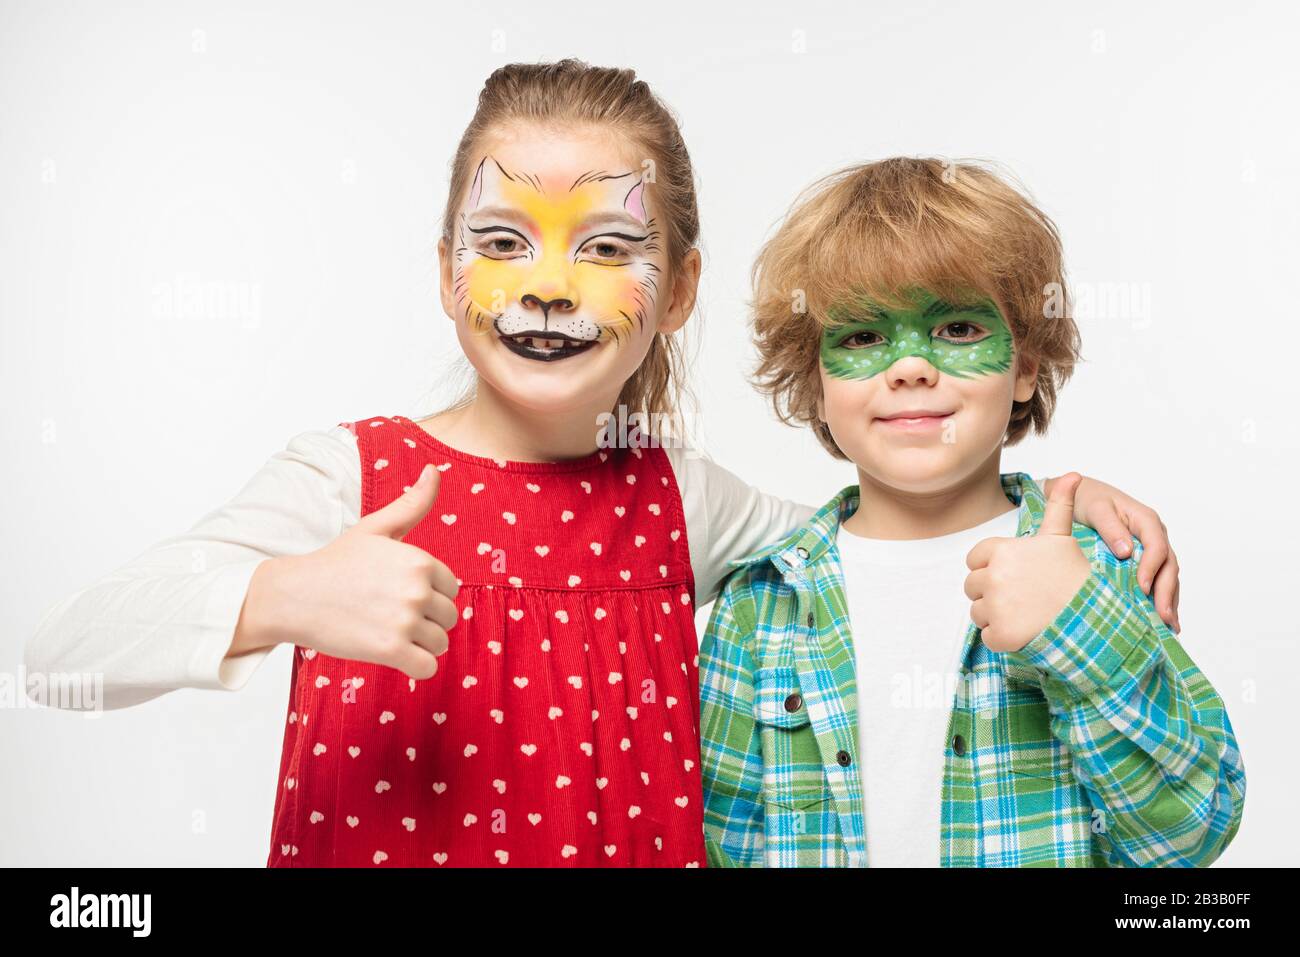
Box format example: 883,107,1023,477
838,330,884,349
935,321,989,343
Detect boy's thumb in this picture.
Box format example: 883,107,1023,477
354,463,441,541
1036,471,1081,537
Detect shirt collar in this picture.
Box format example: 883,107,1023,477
730,471,1048,575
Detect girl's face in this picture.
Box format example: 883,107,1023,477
438,123,697,417
817,288,1038,494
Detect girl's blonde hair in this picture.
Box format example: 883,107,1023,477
749,156,1082,459
440,59,699,435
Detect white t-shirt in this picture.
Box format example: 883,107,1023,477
835,504,1021,867
24,422,814,710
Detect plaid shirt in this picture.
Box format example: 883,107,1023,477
700,472,1245,867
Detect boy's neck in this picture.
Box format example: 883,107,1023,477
841,451,1017,540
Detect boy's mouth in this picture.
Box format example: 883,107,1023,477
497,331,599,362
874,409,954,431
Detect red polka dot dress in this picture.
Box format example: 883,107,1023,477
265,415,705,867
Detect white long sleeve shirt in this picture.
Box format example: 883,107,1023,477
24,423,815,710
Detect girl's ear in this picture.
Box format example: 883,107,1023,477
437,236,456,321
656,247,702,335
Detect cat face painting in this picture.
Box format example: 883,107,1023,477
440,125,678,415
817,286,1037,493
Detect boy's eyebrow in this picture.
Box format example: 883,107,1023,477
829,302,888,325
921,298,1000,321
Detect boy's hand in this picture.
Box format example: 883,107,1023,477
965,472,1092,653
1045,472,1180,633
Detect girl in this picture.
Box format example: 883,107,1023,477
25,59,1181,867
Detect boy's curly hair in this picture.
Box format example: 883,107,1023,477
749,157,1082,459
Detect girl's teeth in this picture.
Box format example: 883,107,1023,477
513,336,572,350
504,334,596,353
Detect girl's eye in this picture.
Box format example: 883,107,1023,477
580,238,631,262
476,232,528,258
936,321,989,343
839,330,884,349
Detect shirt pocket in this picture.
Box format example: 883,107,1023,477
752,665,831,811
1002,668,1074,783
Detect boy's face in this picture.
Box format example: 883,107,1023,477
817,287,1038,494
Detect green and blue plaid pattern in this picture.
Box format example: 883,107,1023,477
699,472,1246,867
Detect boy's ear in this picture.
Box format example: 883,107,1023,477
437,236,456,321
656,247,702,335
1013,355,1039,403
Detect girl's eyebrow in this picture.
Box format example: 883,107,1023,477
464,205,531,227
577,212,649,235
466,222,530,244
465,207,647,240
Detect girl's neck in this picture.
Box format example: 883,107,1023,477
841,450,1015,540
416,380,615,463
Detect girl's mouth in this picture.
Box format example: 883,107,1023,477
498,333,599,362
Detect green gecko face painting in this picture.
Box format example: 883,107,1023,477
820,288,1014,381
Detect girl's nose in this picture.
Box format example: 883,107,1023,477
520,253,580,311
520,293,576,320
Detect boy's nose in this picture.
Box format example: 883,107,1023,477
886,353,940,386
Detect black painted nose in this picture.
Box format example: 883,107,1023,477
520,293,574,319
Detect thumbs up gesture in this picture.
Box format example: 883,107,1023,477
237,462,460,680
963,472,1093,653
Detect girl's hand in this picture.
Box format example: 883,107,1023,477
234,463,460,679
1043,472,1181,633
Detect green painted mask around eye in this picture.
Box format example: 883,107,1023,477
820,289,1014,381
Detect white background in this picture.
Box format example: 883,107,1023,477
1,0,1296,866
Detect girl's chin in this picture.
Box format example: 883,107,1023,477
481,364,615,415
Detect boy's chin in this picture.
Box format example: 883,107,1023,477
855,448,986,495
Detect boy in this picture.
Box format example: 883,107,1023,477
700,157,1245,867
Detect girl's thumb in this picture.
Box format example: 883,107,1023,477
355,463,441,540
